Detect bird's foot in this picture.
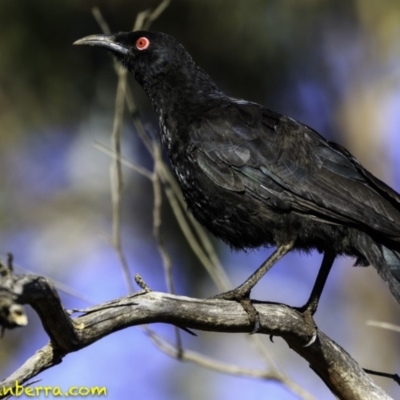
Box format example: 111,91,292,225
212,287,261,333
293,252,335,346
296,300,318,347
210,245,296,334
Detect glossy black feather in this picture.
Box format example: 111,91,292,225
76,31,400,304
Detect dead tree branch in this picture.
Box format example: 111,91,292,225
0,270,392,400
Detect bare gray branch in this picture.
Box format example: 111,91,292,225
0,272,392,400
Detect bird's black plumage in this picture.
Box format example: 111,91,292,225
74,31,400,305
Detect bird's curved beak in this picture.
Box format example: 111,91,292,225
73,34,129,55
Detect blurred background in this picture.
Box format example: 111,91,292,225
1,0,400,399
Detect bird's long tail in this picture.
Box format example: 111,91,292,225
382,247,400,282
356,235,400,304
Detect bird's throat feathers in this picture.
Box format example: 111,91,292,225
133,58,222,118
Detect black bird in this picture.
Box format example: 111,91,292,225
74,31,400,316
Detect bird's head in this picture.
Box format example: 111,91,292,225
74,30,222,113
74,31,197,87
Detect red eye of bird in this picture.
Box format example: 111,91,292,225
136,37,150,50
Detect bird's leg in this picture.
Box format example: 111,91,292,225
215,242,294,300
213,242,294,331
299,252,336,327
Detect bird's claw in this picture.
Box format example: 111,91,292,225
296,302,318,347
211,288,261,333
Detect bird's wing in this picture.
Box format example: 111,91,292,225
327,142,400,208
191,102,400,238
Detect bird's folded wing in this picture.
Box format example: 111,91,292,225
192,103,400,239
196,150,245,191
328,142,400,208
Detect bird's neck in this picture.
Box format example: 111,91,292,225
139,64,224,119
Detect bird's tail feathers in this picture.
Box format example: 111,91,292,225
381,246,400,282
358,236,400,304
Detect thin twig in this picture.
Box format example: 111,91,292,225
364,369,400,385
7,257,94,306
132,0,171,31
151,139,174,295
91,7,112,35
161,179,227,286
145,326,316,400
148,327,278,377
143,0,171,29
93,142,153,180
93,1,172,294
366,320,400,332
92,7,134,293
111,61,133,292
151,138,183,355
